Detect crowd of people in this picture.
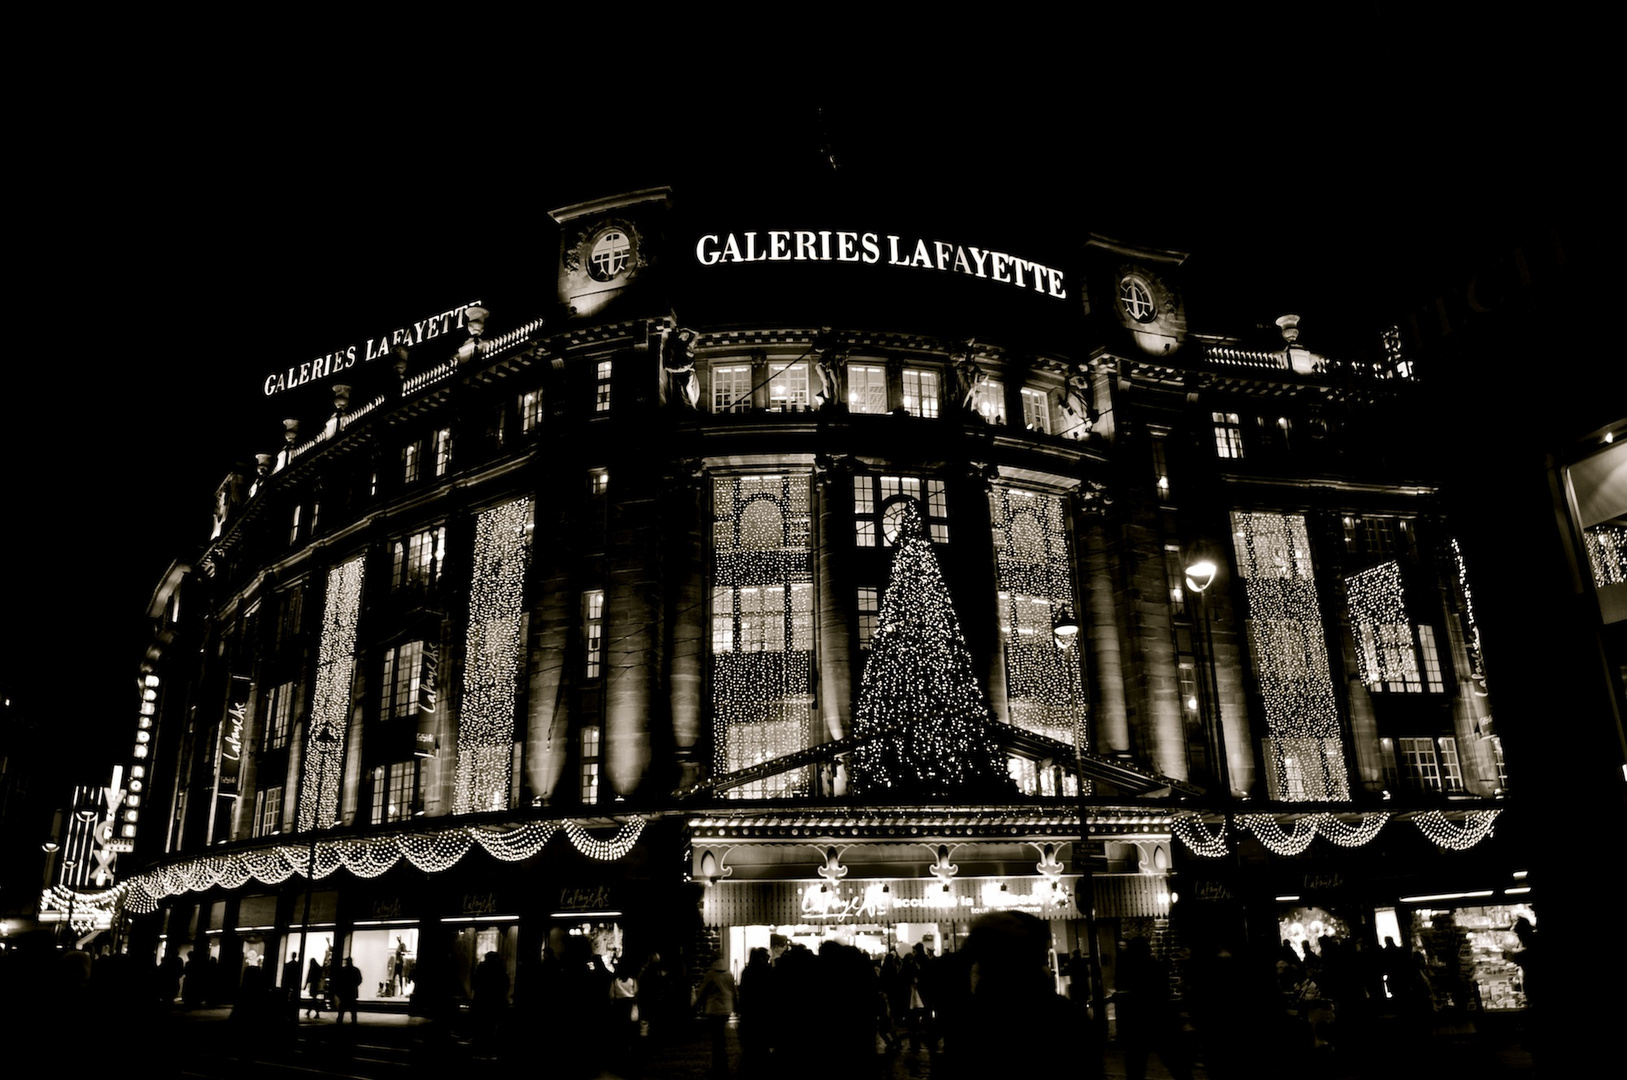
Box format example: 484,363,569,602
0,912,1540,1076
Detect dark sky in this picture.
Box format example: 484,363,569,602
7,26,1606,774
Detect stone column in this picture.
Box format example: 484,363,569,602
815,457,857,742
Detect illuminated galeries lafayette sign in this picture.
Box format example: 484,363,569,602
694,231,1067,300
261,299,484,398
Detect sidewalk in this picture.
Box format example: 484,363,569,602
156,1005,1535,1079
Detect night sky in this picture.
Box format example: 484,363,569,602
7,26,1605,780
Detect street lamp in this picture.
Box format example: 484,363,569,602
1053,607,1106,1049
1185,547,1228,795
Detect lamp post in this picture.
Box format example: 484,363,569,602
1053,608,1107,1050
1184,552,1229,796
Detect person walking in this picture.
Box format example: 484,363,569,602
1114,937,1192,1080
935,911,1080,1080
471,951,510,1054
304,957,325,1019
333,957,362,1025
696,954,738,1079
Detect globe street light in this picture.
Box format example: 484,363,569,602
1185,548,1228,795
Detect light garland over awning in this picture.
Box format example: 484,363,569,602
105,817,648,915
1174,809,1497,858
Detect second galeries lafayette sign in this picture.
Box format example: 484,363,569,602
694,230,1067,300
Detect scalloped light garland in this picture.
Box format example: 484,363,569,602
1172,813,1230,858
110,817,646,915
1413,809,1499,851
563,819,646,860
1239,814,1316,855
1313,813,1390,847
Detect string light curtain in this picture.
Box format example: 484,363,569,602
1345,560,1420,690
454,498,533,813
989,488,1086,759
1232,511,1349,800
711,475,815,799
1450,538,1490,692
297,557,365,831
850,498,1014,799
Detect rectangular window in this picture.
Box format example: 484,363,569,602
712,364,753,413
1363,517,1395,556
1020,387,1050,433
847,364,888,414
403,440,422,484
858,586,879,649
971,380,1005,424
392,526,446,591
379,641,426,721
263,682,294,751
1213,412,1244,458
595,361,612,413
1398,736,1441,792
589,468,610,496
1417,625,1445,692
901,368,940,418
253,786,282,837
1438,736,1465,793
520,390,545,433
433,427,452,477
491,402,508,446
1151,436,1171,500
768,362,811,411
581,726,602,804
289,504,302,546
277,587,304,647
584,590,605,678
712,586,734,653
1489,735,1508,790
1164,544,1188,616
371,761,420,824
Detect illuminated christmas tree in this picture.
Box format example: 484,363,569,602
850,497,1015,799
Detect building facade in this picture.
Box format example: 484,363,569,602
105,188,1532,1023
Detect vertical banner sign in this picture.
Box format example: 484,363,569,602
415,643,439,758
219,675,251,798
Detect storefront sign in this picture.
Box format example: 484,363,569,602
706,877,1075,926
218,687,248,797
260,299,484,398
556,885,615,914
461,892,499,916
694,231,1067,300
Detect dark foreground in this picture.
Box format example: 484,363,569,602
102,1002,1536,1080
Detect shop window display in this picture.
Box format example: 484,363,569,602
1410,904,1534,1012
